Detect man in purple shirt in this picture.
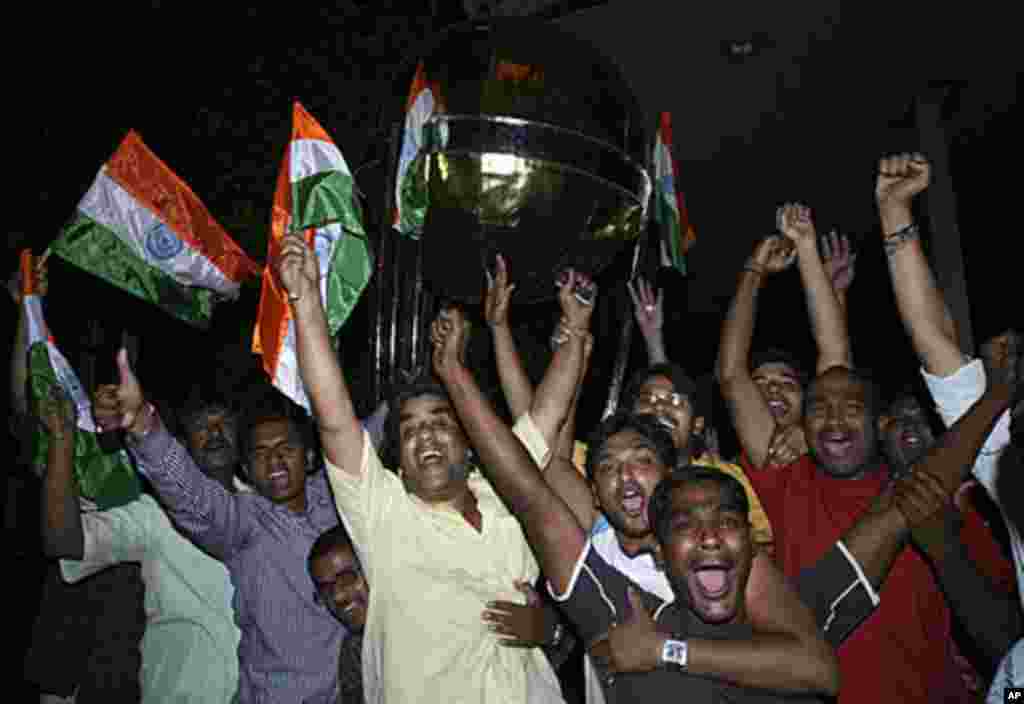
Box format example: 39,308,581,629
93,351,346,704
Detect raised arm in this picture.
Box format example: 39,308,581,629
485,254,534,420
529,269,594,447
279,233,364,475
431,306,587,593
716,235,797,467
876,154,964,377
778,204,851,373
93,352,247,560
627,276,668,365
39,386,84,558
912,338,1015,495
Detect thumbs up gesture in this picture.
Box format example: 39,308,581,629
93,348,151,435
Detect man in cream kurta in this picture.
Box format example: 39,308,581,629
326,428,563,704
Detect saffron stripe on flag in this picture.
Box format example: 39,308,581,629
105,130,258,284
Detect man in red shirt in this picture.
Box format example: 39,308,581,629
743,344,1015,704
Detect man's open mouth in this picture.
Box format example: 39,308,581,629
691,562,734,599
621,484,646,515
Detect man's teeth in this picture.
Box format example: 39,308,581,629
657,416,677,430
420,449,442,462
622,490,644,512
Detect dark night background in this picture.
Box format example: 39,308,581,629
3,0,1020,695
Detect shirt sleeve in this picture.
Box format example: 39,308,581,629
795,539,880,648
324,429,401,576
128,414,249,560
547,540,641,647
60,496,156,583
921,358,1011,497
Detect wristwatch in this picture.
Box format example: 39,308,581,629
661,638,688,671
547,622,566,649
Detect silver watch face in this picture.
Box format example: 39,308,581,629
663,639,688,668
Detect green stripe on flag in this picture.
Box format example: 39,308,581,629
54,213,216,327
324,229,373,334
397,152,429,239
655,192,686,276
292,170,365,236
29,343,140,510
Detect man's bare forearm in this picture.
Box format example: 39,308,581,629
491,324,535,420
291,295,363,472
530,331,584,450
688,632,840,696
839,502,908,589
881,208,961,377
10,304,28,416
41,435,84,559
717,270,762,384
795,239,850,373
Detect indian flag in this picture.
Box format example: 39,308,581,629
20,250,141,509
51,130,260,328
653,112,696,276
394,62,443,238
253,102,370,412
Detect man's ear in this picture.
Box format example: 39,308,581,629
877,415,892,436
693,415,705,435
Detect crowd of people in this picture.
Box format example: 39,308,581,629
11,152,1024,703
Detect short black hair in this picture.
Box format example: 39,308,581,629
621,362,699,414
240,409,314,463
584,412,677,481
308,523,356,571
648,467,751,545
382,375,454,470
174,393,239,442
803,365,883,422
749,347,810,389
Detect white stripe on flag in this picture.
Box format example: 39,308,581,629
271,318,311,412
77,169,241,298
24,295,97,432
290,139,352,181
312,222,342,306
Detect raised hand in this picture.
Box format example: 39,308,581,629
876,153,931,210
777,203,816,246
430,306,469,382
748,235,796,275
8,250,50,304
765,423,807,468
556,268,597,332
276,233,319,303
484,254,515,329
482,580,559,648
36,383,76,441
821,230,857,293
980,330,1020,402
892,469,959,559
93,349,148,434
627,276,664,342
